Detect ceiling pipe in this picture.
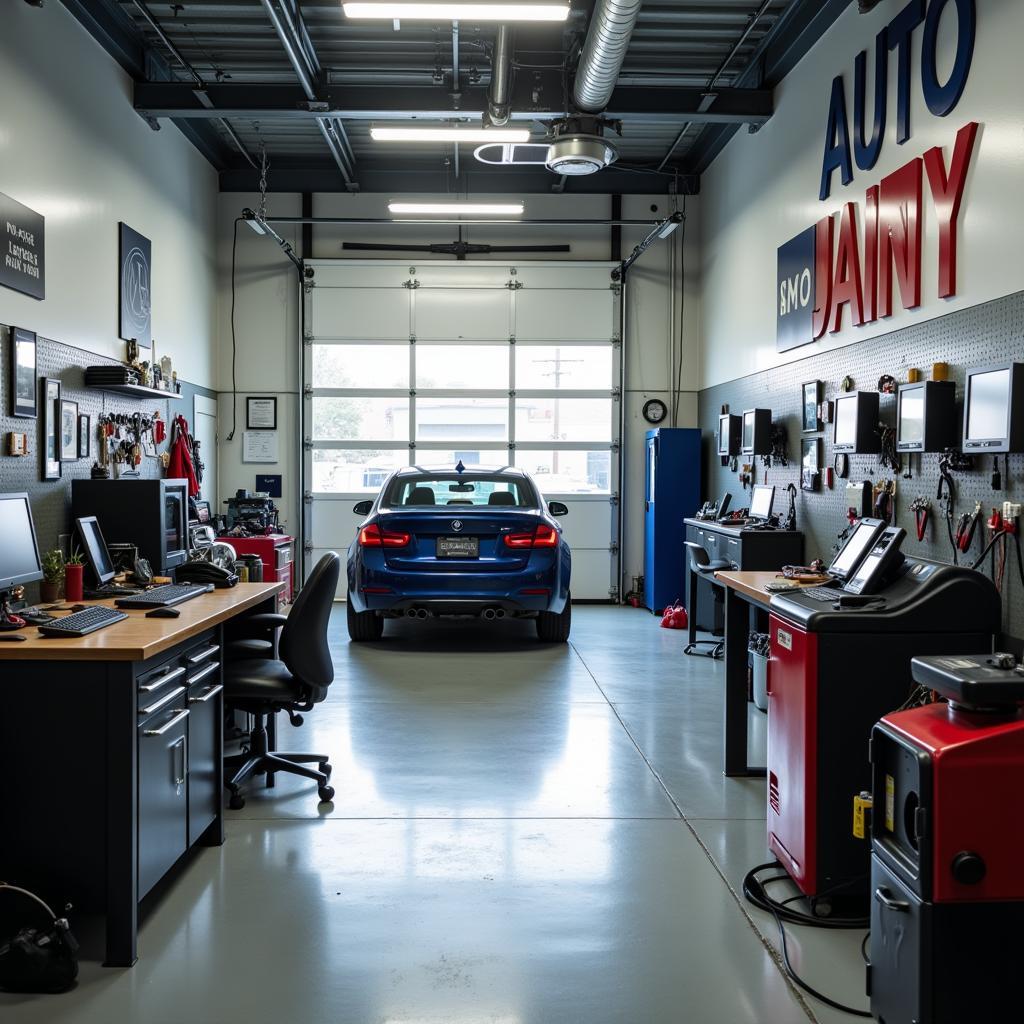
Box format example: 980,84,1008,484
259,0,358,189
257,216,667,227
487,25,515,126
573,0,642,114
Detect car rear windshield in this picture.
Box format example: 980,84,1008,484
386,475,537,508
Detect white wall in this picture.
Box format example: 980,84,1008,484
216,190,701,585
700,0,1024,388
0,4,218,386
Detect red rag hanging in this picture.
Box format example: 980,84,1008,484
168,415,199,496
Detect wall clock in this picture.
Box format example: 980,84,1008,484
642,398,668,425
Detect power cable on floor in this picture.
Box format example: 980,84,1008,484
743,863,872,1018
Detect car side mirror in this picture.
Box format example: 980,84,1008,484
548,501,569,517
352,499,373,516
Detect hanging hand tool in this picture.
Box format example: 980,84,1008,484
956,502,983,554
910,496,931,541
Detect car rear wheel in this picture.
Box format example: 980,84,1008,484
536,594,571,643
347,599,384,642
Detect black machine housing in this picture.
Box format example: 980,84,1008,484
832,391,880,454
896,380,958,453
740,408,772,456
717,413,741,456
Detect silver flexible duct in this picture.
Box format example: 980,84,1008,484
573,0,642,114
488,26,516,126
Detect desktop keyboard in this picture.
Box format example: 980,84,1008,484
38,606,129,638
115,583,213,609
801,585,845,602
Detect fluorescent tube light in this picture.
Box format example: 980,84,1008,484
371,126,531,143
388,202,525,216
343,2,569,21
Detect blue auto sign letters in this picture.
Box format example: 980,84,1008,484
776,226,816,353
0,191,45,301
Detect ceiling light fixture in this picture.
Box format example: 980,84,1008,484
343,2,569,21
371,126,531,143
388,202,525,216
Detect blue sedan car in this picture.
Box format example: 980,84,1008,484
346,465,572,643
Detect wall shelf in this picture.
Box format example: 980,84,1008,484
83,376,182,402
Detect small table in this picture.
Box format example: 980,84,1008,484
713,570,821,777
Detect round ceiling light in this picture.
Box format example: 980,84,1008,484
544,135,618,176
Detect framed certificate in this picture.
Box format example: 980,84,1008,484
246,396,277,430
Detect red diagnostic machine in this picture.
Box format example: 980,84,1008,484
868,654,1024,1024
766,522,1000,909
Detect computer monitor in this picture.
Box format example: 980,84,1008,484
833,394,858,448
717,492,732,517
962,363,1024,453
828,517,886,582
0,493,43,592
75,516,116,587
748,484,774,521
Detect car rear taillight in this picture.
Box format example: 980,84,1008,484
358,523,410,548
503,524,559,549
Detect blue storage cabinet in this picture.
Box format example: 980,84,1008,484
643,428,701,613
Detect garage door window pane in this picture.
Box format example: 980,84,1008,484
312,397,409,441
514,398,612,442
416,345,508,389
312,448,408,493
416,397,509,442
415,448,511,469
312,345,408,390
515,346,612,390
518,450,611,493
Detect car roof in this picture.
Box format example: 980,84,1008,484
396,465,528,478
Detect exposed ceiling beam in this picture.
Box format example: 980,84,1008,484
135,80,773,126
684,0,853,175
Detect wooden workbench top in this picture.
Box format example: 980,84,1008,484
713,569,822,607
0,582,283,662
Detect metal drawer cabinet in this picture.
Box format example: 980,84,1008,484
137,690,189,898
184,639,223,845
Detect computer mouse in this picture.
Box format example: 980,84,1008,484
146,607,181,618
0,634,27,641
70,604,87,613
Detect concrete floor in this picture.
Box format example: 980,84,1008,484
3,607,869,1023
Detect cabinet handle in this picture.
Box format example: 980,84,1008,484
143,708,191,737
186,662,219,687
188,683,224,705
172,735,187,788
873,887,910,912
138,665,187,692
139,685,185,716
187,644,220,665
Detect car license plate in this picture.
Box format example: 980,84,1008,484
436,536,479,559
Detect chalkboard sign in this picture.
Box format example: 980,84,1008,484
119,222,152,351
0,192,45,300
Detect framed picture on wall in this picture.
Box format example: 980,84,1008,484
78,414,91,458
246,396,277,430
119,222,152,353
60,399,79,460
802,380,823,432
801,437,822,491
11,328,37,418
41,377,61,480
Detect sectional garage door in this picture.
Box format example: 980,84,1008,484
302,260,621,600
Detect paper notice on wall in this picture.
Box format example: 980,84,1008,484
242,430,278,463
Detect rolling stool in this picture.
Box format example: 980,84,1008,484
683,541,732,659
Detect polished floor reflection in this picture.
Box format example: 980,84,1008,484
4,607,866,1023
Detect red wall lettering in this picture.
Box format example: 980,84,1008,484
863,184,880,322
812,216,835,340
878,157,923,317
924,120,979,298
831,202,866,331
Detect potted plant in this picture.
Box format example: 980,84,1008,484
64,546,86,603
40,549,64,603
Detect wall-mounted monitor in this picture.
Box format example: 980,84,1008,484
741,408,772,455
962,363,1024,453
896,380,957,453
717,413,741,456
833,391,881,454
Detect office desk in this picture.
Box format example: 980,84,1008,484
713,571,819,778
0,582,283,967
684,519,804,630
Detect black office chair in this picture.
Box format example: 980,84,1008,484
223,551,341,809
683,541,732,659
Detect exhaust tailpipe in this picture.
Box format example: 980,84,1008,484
482,608,496,620
405,608,419,619
416,608,429,620
494,608,506,619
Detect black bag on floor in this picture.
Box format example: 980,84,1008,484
0,883,79,993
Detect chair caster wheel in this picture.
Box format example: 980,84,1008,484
229,794,246,810
319,762,332,778
318,785,335,803
288,712,304,727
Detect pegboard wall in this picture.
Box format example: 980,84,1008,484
697,289,1024,643
0,322,173,575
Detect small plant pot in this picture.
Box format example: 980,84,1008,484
40,580,62,604
64,564,84,602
